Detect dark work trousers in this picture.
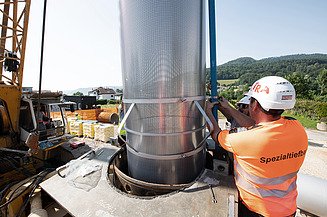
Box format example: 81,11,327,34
238,200,296,217
238,200,264,217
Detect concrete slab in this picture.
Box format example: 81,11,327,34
40,145,238,217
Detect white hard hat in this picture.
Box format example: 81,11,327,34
248,76,296,111
237,95,250,105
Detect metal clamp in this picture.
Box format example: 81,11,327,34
124,125,205,137
117,99,213,150
126,141,206,160
123,96,205,104
117,102,135,145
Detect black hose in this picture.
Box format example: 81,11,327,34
0,169,53,209
17,169,53,217
0,174,38,209
0,181,19,202
2,156,32,177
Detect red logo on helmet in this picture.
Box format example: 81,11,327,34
252,82,269,94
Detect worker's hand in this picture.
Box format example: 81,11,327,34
205,100,219,113
218,96,231,109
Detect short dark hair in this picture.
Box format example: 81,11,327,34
250,98,284,118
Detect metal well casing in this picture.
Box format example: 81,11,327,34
120,0,206,184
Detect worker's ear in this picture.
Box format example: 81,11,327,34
249,99,258,111
252,100,261,112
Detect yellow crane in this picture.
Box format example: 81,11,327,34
0,2,75,215
0,0,30,146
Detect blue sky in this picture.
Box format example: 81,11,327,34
22,0,327,91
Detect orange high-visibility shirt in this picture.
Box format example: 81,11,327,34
218,117,308,217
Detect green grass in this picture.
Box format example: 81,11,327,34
120,129,126,136
283,111,317,129
101,104,118,108
218,79,238,85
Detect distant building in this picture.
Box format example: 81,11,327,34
115,93,123,100
22,87,33,93
63,95,96,110
88,87,116,100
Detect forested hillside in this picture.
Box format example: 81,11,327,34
205,54,327,123
207,54,327,102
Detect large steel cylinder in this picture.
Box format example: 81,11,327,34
120,0,206,184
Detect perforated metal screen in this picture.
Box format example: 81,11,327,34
120,0,206,184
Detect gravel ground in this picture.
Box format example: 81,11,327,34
300,129,327,180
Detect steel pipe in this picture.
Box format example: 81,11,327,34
120,0,206,184
297,173,327,216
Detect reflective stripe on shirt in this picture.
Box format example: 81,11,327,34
235,172,296,198
235,161,298,185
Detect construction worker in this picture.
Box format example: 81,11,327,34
75,112,81,120
218,95,255,129
205,76,308,216
236,95,251,116
37,106,49,130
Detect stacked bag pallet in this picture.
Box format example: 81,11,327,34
69,121,83,137
94,124,116,142
66,119,72,134
83,122,97,138
67,118,78,134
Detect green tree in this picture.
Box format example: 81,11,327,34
286,72,312,99
238,73,261,85
317,69,327,95
73,91,84,96
116,89,123,93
